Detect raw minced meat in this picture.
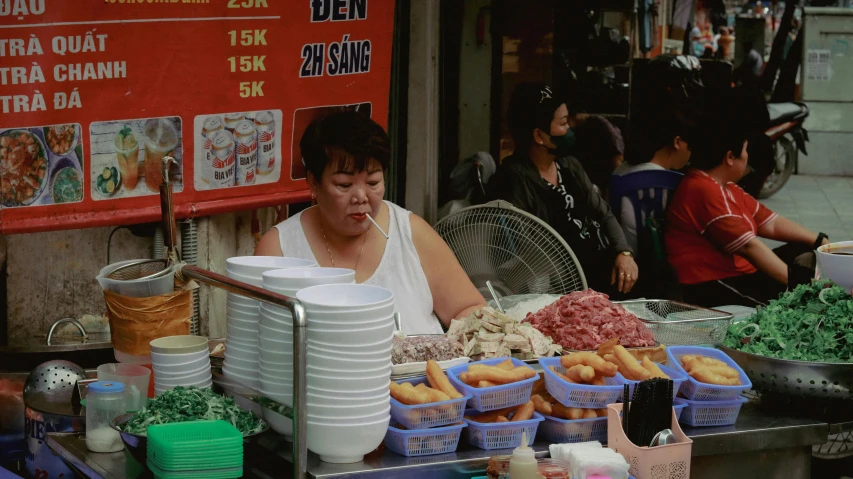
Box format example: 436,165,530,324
391,335,464,364
522,289,655,350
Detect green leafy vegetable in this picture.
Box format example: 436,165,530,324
119,386,266,436
723,281,853,363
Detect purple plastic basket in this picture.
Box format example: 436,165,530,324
384,422,466,457
463,410,544,450
447,358,539,412
390,377,471,430
677,396,748,427
666,346,751,401
539,415,608,444
673,398,687,422
617,363,688,401
538,357,623,408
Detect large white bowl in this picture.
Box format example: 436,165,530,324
260,381,293,396
223,354,258,370
151,356,209,373
227,293,258,308
227,304,260,319
226,314,259,330
306,416,390,463
302,305,395,322
226,323,258,342
225,338,259,355
150,349,209,367
259,348,291,364
259,324,293,343
222,370,259,389
260,303,293,319
297,284,394,311
309,381,391,398
307,343,392,360
154,368,212,387
225,270,263,287
307,362,391,379
308,406,390,425
264,307,395,328
818,241,853,293
226,256,316,277
308,397,390,417
263,407,293,438
307,352,390,372
307,321,395,345
152,363,209,380
310,334,394,353
308,372,390,391
223,363,259,379
262,267,355,290
307,389,389,406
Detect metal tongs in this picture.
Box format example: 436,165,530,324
160,156,181,263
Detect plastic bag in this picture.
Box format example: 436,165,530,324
104,289,191,356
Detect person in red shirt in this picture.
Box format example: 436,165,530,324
666,115,829,308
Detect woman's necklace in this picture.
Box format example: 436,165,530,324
321,222,370,272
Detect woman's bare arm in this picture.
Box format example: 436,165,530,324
410,214,486,327
254,229,283,256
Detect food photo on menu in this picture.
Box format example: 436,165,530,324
0,124,85,208
193,110,284,191
88,117,184,200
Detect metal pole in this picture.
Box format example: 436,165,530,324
179,265,308,479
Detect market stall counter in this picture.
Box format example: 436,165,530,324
46,400,828,479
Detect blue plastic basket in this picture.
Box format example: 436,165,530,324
463,410,544,450
678,396,747,427
673,398,688,422
384,422,466,457
666,346,751,401
538,415,608,444
447,358,539,412
538,357,623,408
390,377,471,430
618,363,688,401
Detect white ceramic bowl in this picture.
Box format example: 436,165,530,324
306,352,390,372
222,371,259,389
225,270,263,287
297,284,394,311
225,339,259,355
307,343,392,360
309,381,391,399
260,358,291,371
263,407,293,438
226,323,258,342
227,293,258,308
262,267,355,290
303,307,396,324
226,256,316,277
223,363,260,379
223,355,258,370
150,356,209,373
226,314,259,329
310,334,394,353
260,303,292,319
226,307,261,322
150,349,209,367
259,348,291,364
308,406,390,425
227,303,260,318
152,363,209,380
260,380,293,395
818,241,853,293
265,307,395,329
308,397,389,417
259,324,293,343
259,389,292,404
307,321,395,345
154,368,211,386
307,389,388,406
149,336,209,355
308,372,390,391
306,416,390,463
307,362,391,379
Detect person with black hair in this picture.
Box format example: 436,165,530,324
665,110,828,308
488,83,638,294
255,111,485,333
613,114,693,252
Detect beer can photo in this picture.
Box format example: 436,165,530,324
209,130,236,189
200,116,225,185
234,119,258,186
254,110,276,176
223,112,244,134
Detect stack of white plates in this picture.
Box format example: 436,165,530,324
149,336,212,395
223,256,316,389
257,268,356,438
294,284,395,464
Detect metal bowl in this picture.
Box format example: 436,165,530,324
111,412,271,466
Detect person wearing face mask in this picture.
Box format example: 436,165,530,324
488,83,638,295
665,108,827,308
255,111,486,334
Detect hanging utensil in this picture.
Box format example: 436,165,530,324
486,280,504,313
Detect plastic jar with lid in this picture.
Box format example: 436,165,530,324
86,381,126,453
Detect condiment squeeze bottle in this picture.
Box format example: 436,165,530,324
509,432,539,479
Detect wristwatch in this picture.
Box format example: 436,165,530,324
814,232,828,250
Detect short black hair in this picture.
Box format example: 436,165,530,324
299,111,390,180
507,83,567,152
626,110,695,165
689,111,749,171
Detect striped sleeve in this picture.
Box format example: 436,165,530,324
692,183,757,254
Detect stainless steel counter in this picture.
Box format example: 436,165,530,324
47,403,829,479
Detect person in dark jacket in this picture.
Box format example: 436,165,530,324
488,83,638,294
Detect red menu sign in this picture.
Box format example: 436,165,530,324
0,0,395,234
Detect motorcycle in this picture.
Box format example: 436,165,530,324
759,102,810,199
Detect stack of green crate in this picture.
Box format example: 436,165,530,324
146,420,243,479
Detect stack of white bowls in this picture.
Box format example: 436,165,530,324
257,268,357,439
150,336,212,395
223,256,316,389
297,283,395,464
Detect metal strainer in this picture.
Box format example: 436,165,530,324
107,259,171,281
24,360,87,398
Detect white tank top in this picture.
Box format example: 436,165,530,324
274,201,443,334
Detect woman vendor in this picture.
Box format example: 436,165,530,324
487,83,639,295
666,107,828,308
255,111,486,333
